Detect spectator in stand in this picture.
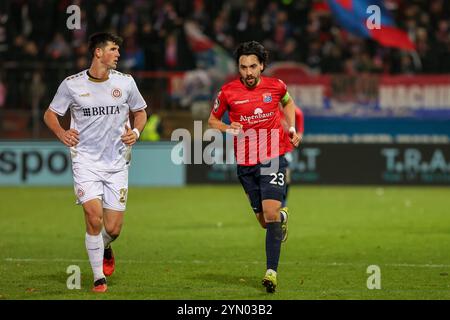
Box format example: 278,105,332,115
46,33,72,61
1,0,450,110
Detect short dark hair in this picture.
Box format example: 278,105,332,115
88,32,123,58
234,41,269,70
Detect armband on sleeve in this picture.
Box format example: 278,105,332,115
281,92,291,106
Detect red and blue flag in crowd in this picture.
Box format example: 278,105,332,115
326,0,415,51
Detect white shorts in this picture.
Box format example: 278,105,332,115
72,167,129,211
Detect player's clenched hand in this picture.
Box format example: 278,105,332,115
59,129,79,147
289,128,302,147
226,122,243,136
121,125,137,146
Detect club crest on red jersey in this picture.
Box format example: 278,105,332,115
262,93,272,103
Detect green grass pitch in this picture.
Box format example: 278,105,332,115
0,185,449,300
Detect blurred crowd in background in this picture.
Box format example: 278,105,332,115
0,0,449,127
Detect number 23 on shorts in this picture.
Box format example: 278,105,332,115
269,172,285,186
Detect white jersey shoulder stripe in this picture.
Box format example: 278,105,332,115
110,70,132,78
65,71,85,82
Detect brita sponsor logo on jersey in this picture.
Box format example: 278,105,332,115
240,108,275,124
82,106,120,117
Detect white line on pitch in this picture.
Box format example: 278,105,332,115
3,258,450,268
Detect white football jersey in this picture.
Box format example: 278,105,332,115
49,69,147,171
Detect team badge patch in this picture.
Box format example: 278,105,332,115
112,88,122,98
77,188,85,198
263,93,272,103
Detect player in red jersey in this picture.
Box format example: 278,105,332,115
208,41,301,293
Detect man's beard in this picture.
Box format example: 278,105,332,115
245,76,257,87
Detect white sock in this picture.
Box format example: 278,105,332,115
101,227,114,249
85,233,105,281
266,269,277,276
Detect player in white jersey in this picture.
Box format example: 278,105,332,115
43,32,148,293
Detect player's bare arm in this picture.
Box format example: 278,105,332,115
121,109,147,146
43,108,79,147
282,97,301,147
208,113,243,135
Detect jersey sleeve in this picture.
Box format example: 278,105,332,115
277,79,288,104
210,89,229,119
127,77,147,111
49,80,73,116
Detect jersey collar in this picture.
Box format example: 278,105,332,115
87,70,110,83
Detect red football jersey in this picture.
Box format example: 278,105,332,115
282,106,304,153
211,76,290,166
